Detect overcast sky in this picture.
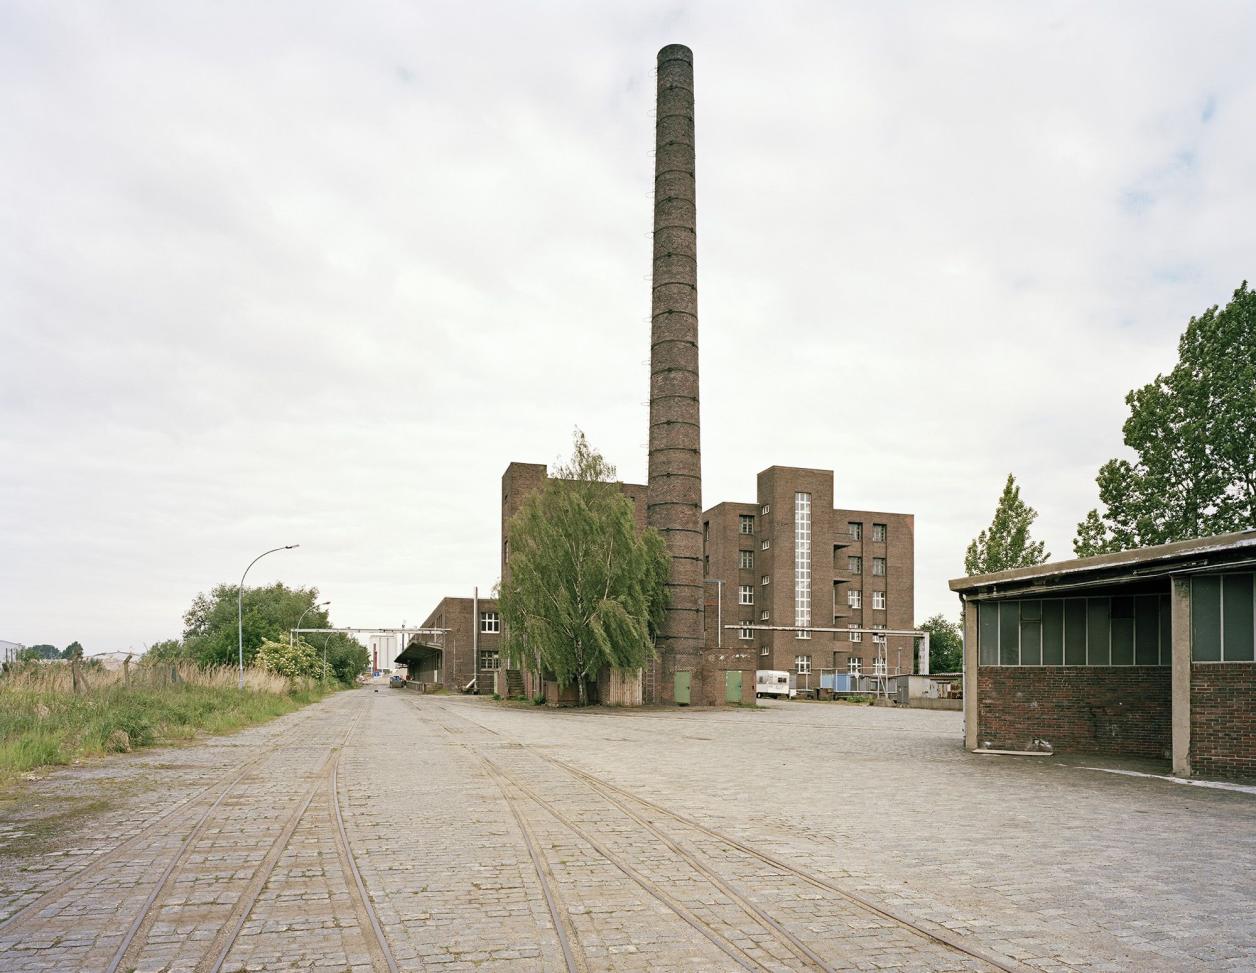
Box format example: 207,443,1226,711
2,2,1254,652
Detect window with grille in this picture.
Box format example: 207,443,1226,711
739,550,753,570
848,556,862,573
872,523,887,542
479,651,500,670
849,522,862,540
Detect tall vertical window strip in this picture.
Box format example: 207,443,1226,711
794,492,812,638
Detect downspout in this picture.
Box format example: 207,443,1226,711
472,586,479,693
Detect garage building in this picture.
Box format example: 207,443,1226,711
950,530,1256,780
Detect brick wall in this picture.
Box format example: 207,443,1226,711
977,666,1170,757
1191,663,1256,781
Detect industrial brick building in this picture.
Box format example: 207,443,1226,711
704,467,915,689
950,530,1256,780
394,593,503,695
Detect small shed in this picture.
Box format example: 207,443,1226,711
949,530,1256,780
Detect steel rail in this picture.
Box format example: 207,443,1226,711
0,703,327,933
414,704,770,973
437,699,1033,973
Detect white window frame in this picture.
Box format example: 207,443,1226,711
761,503,771,515
848,625,862,643
739,514,755,535
794,492,812,640
760,610,770,621
480,611,500,634
739,585,754,605
849,522,862,540
739,625,753,640
795,655,812,675
478,650,501,671
849,658,862,676
872,623,887,644
872,523,887,542
761,575,770,586
739,550,754,570
848,589,862,609
761,539,771,550
872,657,887,675
760,644,770,656
872,591,886,610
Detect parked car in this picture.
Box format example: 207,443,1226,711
388,675,405,688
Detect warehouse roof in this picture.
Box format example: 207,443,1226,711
949,529,1256,599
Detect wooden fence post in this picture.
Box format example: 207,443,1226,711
71,657,83,694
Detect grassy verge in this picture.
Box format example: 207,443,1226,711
0,662,332,785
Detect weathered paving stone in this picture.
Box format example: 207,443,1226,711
1,688,1254,971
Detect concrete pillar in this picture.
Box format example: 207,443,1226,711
647,44,704,701
963,599,978,751
1171,577,1192,777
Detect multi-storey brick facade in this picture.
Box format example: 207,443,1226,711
704,466,916,687
396,595,502,694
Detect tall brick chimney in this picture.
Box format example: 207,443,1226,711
647,44,703,702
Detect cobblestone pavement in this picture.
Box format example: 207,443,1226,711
0,688,1253,972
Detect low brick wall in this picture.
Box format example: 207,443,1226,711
1191,663,1256,781
977,666,1170,758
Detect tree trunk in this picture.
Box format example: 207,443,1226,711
578,675,587,707
123,654,132,686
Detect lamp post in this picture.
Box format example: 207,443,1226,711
292,600,330,647
237,544,299,689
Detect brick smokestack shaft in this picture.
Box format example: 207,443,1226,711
647,44,703,696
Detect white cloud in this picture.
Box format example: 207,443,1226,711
2,1,1253,648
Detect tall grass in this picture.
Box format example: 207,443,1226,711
0,661,329,784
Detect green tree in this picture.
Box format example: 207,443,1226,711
143,639,188,664
182,583,331,669
915,614,963,673
18,644,60,661
1074,282,1256,556
497,431,670,705
964,474,1050,575
61,641,84,661
255,638,319,680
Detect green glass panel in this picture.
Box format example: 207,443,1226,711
1042,600,1064,665
1159,594,1171,665
1087,598,1111,665
1222,574,1254,662
1000,602,1020,666
1192,577,1222,662
1019,620,1042,665
1135,596,1160,665
1064,599,1087,665
979,602,999,666
1020,601,1042,621
1111,617,1134,665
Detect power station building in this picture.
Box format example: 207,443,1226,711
703,466,915,688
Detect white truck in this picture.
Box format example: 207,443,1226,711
755,670,796,699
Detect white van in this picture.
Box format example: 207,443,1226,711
755,670,796,699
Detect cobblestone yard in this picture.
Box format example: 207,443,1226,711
0,687,1252,972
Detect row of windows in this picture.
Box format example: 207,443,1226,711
848,522,888,542
1192,574,1255,662
790,655,889,675
844,590,887,610
795,492,812,640
978,596,1170,667
846,556,887,576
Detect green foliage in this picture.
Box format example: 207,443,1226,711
17,645,60,662
916,614,963,673
1074,282,1256,556
176,582,367,683
964,474,1050,575
255,639,320,680
497,431,670,705
143,639,188,664
61,641,84,661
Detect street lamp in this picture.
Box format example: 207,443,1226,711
292,600,331,647
237,544,299,689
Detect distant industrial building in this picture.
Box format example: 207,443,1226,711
703,467,915,690
950,530,1256,780
394,593,503,695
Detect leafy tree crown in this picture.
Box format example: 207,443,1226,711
964,474,1050,575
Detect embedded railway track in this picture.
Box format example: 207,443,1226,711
418,697,1034,973
2,690,400,973
0,701,330,932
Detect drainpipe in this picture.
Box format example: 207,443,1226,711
472,586,479,692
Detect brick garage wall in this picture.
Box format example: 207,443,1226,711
1191,663,1256,781
977,666,1170,757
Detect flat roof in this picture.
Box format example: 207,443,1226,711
949,529,1256,598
